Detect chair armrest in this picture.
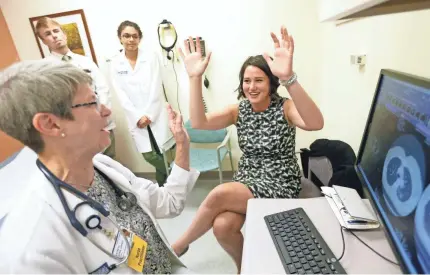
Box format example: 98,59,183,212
217,128,231,150
308,156,333,186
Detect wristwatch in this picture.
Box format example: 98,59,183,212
279,72,297,87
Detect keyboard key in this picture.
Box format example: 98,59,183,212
314,256,322,262
311,250,319,256
277,213,284,220
306,255,313,261
309,261,317,267
292,242,299,247
287,246,294,252
267,216,274,223
326,258,332,264
321,267,330,274
289,251,296,257
320,249,326,255
302,263,311,270
294,263,302,269
275,235,292,264
330,264,336,271
274,216,280,223
281,232,287,237
300,258,307,264
285,241,291,246
295,247,301,253
288,264,296,273
312,267,321,273
297,239,304,245
300,231,306,236
317,244,322,249
318,262,326,268
300,244,307,250
305,271,313,274
308,244,316,251
297,252,305,258
292,257,299,263
297,268,305,274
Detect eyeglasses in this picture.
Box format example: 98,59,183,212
71,92,101,112
121,33,140,40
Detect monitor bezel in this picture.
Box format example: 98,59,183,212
355,68,430,274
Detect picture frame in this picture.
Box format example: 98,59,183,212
29,9,98,65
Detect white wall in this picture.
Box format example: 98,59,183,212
0,0,323,173
318,9,430,153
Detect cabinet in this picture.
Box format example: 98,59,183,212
318,0,430,22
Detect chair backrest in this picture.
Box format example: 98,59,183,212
184,120,227,143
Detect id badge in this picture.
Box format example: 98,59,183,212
112,228,147,272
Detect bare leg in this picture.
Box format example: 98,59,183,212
213,211,246,273
172,182,253,255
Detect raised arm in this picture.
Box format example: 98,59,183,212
179,37,237,130
263,26,324,131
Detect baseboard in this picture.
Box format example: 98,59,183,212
135,171,235,181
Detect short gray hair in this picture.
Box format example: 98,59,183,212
0,60,92,153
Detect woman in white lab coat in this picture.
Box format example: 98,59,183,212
0,60,198,274
110,20,173,185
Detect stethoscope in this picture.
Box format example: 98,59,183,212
157,19,178,62
36,159,137,270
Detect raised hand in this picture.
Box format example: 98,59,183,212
167,104,189,146
263,26,294,81
178,36,212,78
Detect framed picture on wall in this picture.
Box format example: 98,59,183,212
29,9,98,65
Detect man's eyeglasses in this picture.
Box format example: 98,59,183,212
121,33,140,40
71,92,101,112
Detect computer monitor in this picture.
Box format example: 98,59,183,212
356,69,430,274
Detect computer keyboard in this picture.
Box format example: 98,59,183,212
264,207,346,274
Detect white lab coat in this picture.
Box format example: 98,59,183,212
0,154,199,273
109,49,172,153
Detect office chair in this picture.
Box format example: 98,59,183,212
162,120,234,184
298,153,333,198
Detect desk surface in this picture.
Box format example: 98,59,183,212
241,197,402,274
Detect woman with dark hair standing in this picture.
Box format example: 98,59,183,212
172,26,324,272
110,21,174,186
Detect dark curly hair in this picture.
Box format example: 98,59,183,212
235,55,280,100
117,20,143,39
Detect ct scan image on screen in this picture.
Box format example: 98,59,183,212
358,74,430,274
